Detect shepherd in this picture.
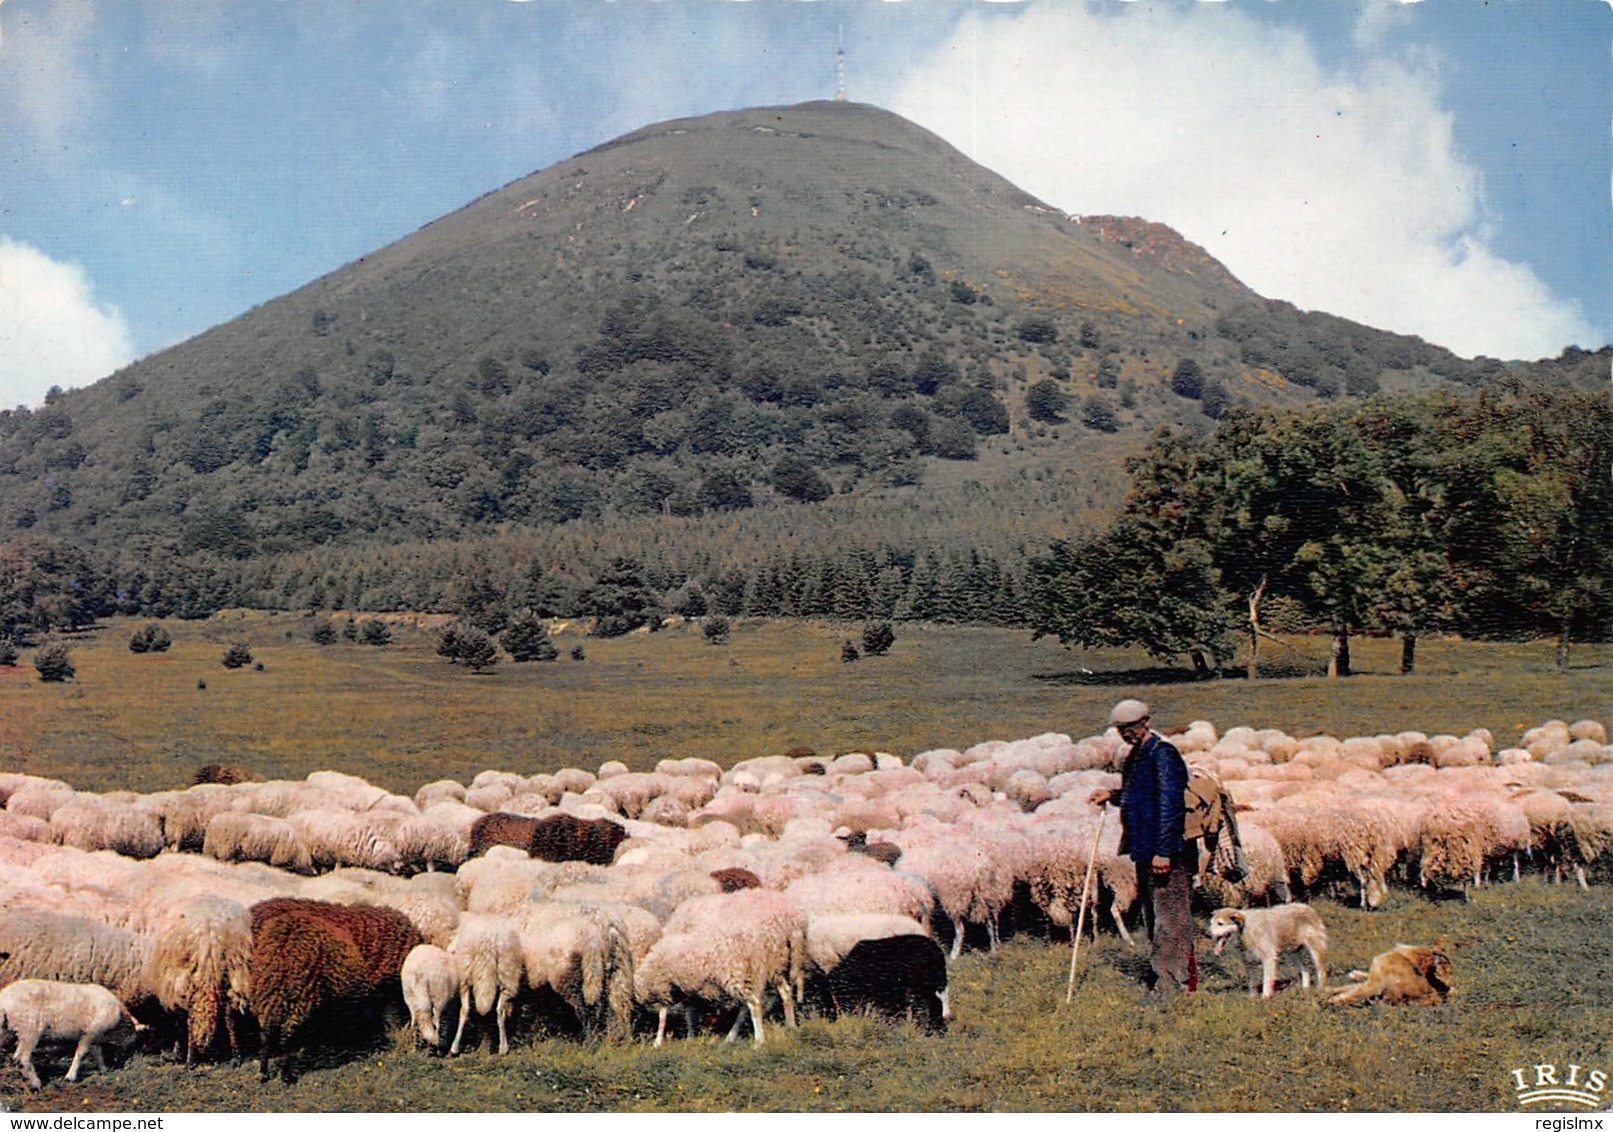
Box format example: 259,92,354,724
1088,698,1198,996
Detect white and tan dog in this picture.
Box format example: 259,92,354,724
1207,904,1328,998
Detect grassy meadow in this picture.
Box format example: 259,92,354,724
3,611,1611,795
2,613,1611,1112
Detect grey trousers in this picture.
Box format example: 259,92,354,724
1136,848,1199,993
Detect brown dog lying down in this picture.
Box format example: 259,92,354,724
1326,941,1453,1005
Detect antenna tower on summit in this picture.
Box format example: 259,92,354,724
835,25,846,101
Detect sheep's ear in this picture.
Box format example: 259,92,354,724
1228,911,1246,927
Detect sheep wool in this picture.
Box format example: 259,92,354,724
140,894,253,1064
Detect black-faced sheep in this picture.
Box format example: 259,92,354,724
0,978,147,1089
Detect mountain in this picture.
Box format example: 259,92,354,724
1,100,1603,620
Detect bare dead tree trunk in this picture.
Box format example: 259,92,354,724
1557,613,1572,673
1400,634,1417,675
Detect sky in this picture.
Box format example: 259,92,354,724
1,0,1608,409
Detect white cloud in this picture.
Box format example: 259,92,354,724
0,238,134,407
885,4,1596,360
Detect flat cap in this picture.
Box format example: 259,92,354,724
1108,698,1150,727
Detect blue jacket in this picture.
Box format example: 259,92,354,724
1117,732,1189,862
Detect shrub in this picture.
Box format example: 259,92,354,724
569,644,587,661
0,637,19,666
33,643,74,682
1025,379,1069,424
358,619,392,647
861,621,895,657
840,639,861,663
501,611,559,662
703,616,731,646
1081,396,1120,433
1171,358,1205,399
1016,316,1058,344
221,642,254,669
128,623,173,654
310,621,338,646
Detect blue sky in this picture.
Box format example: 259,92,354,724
1,0,1608,408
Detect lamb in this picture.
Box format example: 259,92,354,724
249,907,369,1083
0,979,146,1089
446,913,523,1055
139,894,253,1065
400,944,458,1051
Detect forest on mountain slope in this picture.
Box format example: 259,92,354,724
0,102,1606,653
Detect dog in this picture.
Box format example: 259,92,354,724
1326,941,1454,1006
1207,903,1328,998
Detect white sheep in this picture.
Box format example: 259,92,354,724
139,894,253,1064
401,944,459,1051
446,913,523,1055
202,811,315,874
636,888,806,1046
0,910,151,1004
510,902,635,1040
0,978,147,1089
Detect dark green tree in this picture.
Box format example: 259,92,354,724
128,623,173,654
501,610,560,661
585,557,662,637
33,642,74,682
358,619,392,647
861,620,895,656
770,454,831,503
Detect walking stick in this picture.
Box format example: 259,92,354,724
1065,807,1107,1003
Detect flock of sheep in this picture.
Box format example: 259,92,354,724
1,713,1610,1090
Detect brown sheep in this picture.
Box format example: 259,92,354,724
191,765,264,786
529,813,628,865
249,898,423,994
467,812,539,858
710,867,762,893
249,910,368,1083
